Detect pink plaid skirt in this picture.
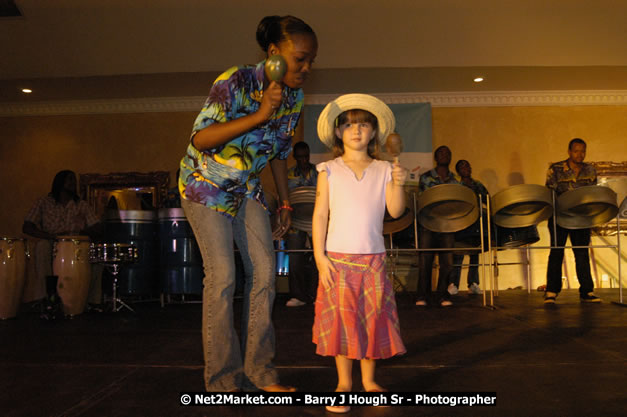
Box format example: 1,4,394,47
312,252,406,360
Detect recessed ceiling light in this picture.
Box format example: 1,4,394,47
473,77,484,83
21,88,33,93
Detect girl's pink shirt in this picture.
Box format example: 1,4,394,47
318,157,392,254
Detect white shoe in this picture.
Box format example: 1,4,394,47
468,283,483,295
286,298,306,307
447,283,458,295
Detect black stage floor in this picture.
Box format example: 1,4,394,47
2,289,626,417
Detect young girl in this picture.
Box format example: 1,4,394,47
312,94,407,413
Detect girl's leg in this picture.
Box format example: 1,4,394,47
335,355,353,391
360,359,386,392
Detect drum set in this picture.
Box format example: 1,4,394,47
0,234,139,319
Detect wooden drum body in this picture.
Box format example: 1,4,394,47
53,236,91,316
0,238,27,319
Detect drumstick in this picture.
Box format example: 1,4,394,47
385,133,403,164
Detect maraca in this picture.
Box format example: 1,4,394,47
385,133,403,163
265,54,287,82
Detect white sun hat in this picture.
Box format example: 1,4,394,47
316,93,396,149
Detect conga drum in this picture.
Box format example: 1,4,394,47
556,185,618,229
0,238,27,319
53,236,91,316
105,210,159,295
418,184,479,233
158,208,203,295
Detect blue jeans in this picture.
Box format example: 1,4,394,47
182,198,278,391
417,226,455,301
449,253,480,288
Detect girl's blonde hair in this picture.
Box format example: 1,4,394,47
332,109,381,158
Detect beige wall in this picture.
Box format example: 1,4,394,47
2,105,625,290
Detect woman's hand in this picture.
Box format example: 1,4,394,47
272,208,292,240
258,81,283,121
316,255,338,290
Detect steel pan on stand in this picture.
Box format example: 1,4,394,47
491,184,553,229
158,208,203,296
0,238,27,319
418,184,479,233
489,184,553,296
556,185,618,229
105,210,159,296
491,184,550,249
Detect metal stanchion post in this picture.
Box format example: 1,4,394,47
487,194,495,307
612,209,625,306
478,194,487,307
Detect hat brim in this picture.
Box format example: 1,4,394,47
316,94,396,149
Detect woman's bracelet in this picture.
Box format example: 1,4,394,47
277,205,293,213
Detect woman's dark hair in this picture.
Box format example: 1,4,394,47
256,15,316,52
50,170,78,203
332,109,380,159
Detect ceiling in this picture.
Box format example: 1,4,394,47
2,0,627,102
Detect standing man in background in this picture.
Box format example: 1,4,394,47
544,138,601,304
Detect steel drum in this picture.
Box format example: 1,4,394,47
53,236,91,316
496,225,540,248
491,184,553,228
383,207,414,235
0,238,27,319
289,186,316,233
418,184,479,233
556,185,618,229
158,208,202,295
105,210,159,295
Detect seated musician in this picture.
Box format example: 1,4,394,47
544,138,601,304
285,141,319,306
416,146,460,307
22,170,102,304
